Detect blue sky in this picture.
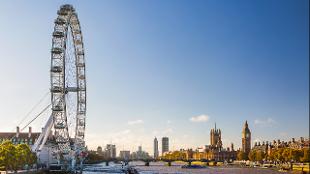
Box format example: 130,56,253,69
0,0,308,154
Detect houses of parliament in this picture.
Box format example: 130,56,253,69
185,121,251,161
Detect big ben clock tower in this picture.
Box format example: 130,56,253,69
242,120,251,154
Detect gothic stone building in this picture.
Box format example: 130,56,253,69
210,123,223,150
189,123,237,161
242,120,251,154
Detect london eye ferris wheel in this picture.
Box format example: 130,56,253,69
50,4,86,166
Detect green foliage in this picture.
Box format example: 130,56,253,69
0,141,36,171
162,151,187,161
290,149,303,162
248,150,256,161
85,151,104,164
237,151,248,160
250,147,309,163
256,150,266,161
248,149,267,162
282,148,291,162
300,148,310,162
276,148,285,162
0,141,17,171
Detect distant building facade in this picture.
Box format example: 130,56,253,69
131,146,150,160
97,146,103,155
154,137,159,159
286,137,310,149
119,150,131,160
193,147,237,161
252,141,269,154
242,120,251,154
202,123,236,161
105,144,116,158
253,137,310,156
0,127,40,146
162,124,237,161
210,123,222,150
162,137,169,155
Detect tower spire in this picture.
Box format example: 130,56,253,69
215,122,217,130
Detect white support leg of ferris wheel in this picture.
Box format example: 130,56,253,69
32,115,53,153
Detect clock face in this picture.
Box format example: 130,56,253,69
246,133,250,138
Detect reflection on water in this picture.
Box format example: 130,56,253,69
83,161,291,174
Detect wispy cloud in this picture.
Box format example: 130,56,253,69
254,117,276,126
128,119,144,125
189,114,210,123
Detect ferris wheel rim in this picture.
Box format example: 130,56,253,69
50,4,86,157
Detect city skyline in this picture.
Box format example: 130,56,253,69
90,123,308,158
0,0,309,155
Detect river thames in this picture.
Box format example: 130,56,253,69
82,162,294,174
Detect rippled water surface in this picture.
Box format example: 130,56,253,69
83,162,292,174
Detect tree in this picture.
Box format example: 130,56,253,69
268,149,276,161
0,144,4,169
0,141,18,171
255,150,266,162
282,148,291,162
0,141,37,171
16,144,34,169
290,149,303,162
300,148,310,162
275,148,284,162
248,150,256,161
170,151,186,160
248,149,266,162
237,151,248,160
85,151,104,164
29,152,37,166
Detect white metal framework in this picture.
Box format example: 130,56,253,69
50,4,86,168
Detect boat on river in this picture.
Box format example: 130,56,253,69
181,164,208,169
